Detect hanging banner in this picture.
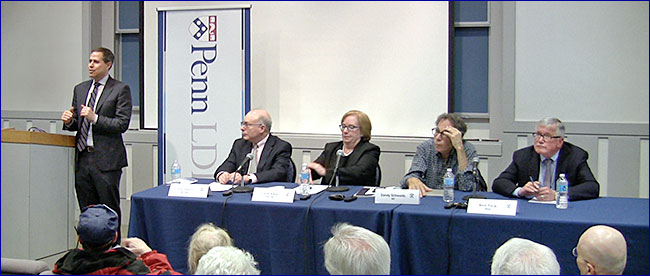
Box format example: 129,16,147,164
158,5,250,184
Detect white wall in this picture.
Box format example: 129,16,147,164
514,1,649,124
143,1,450,136
1,1,85,112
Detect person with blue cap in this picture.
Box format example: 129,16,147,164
53,204,180,275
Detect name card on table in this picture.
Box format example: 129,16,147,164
375,188,420,205
168,184,209,198
252,187,295,203
467,198,518,216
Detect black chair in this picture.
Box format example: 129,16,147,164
287,158,297,183
375,165,382,187
476,168,488,192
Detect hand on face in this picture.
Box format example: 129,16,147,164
440,126,464,150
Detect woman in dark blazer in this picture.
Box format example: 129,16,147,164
308,110,380,186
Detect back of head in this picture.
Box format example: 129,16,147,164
194,246,260,275
578,225,627,275
76,204,119,251
323,223,390,275
188,223,234,274
491,238,560,275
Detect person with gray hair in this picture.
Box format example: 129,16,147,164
493,117,599,201
401,113,485,197
194,246,260,275
574,225,627,275
187,223,234,274
323,223,390,275
491,237,560,275
214,109,293,185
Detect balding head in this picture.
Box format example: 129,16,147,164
576,225,627,275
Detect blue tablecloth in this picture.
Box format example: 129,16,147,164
129,184,648,275
128,182,397,274
390,191,649,275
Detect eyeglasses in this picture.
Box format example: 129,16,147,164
431,127,444,137
532,132,562,142
241,122,263,128
339,124,359,131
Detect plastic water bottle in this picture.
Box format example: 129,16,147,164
443,168,455,203
556,173,568,209
171,160,181,181
299,163,310,196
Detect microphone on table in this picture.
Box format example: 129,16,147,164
326,149,349,192
463,157,486,201
232,153,254,193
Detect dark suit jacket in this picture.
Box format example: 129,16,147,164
312,140,380,187
63,77,132,171
493,142,599,201
214,134,293,183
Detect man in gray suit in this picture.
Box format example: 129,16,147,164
61,47,132,241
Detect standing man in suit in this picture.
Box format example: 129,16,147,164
214,109,293,184
493,117,599,201
61,47,132,240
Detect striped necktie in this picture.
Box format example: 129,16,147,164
76,82,101,152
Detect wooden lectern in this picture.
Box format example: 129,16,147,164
1,128,77,259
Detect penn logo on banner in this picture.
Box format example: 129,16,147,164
189,16,217,42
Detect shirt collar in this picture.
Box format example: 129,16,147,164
256,133,270,148
540,150,560,163
93,74,109,87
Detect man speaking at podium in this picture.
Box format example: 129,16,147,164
61,47,132,242
214,109,293,184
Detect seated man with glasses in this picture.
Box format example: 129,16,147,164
214,109,293,184
573,225,627,275
307,110,380,186
401,113,484,197
493,117,599,201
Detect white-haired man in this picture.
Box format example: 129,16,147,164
194,246,260,275
323,223,391,275
491,237,560,275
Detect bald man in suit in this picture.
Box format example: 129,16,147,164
61,47,132,241
214,109,293,184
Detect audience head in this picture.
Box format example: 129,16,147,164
194,246,260,275
323,223,390,275
340,110,372,148
491,237,560,275
188,223,234,274
534,117,565,158
433,113,467,157
241,109,272,143
575,225,627,275
76,204,119,251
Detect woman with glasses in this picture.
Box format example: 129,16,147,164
401,113,483,197
307,110,380,187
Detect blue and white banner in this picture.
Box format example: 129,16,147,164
159,6,250,183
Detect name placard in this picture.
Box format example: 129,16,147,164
167,184,209,198
375,188,420,205
251,187,295,203
467,198,518,216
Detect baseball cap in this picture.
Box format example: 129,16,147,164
76,204,118,246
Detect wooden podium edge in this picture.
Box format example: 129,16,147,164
2,129,75,147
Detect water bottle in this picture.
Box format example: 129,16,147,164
443,168,455,203
171,160,181,181
299,163,310,196
556,173,568,209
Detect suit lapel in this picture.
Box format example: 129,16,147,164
528,147,541,181
555,143,570,179
95,77,115,114
257,135,275,169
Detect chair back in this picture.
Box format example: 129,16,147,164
375,165,382,186
287,158,297,183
